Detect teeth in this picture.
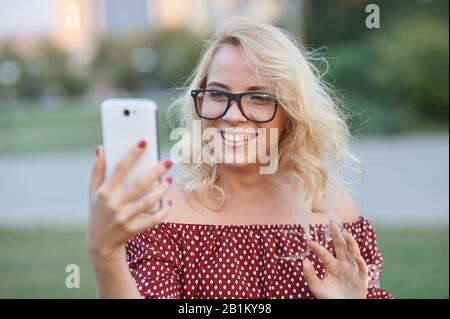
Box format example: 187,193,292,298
222,132,255,143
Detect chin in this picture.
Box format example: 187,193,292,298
217,162,254,173
216,152,259,168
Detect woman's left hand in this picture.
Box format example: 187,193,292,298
303,220,369,299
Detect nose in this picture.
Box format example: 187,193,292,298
222,100,247,123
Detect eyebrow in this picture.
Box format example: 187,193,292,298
206,81,269,92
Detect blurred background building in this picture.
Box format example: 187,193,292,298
0,0,283,55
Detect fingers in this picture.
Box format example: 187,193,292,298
90,145,105,193
127,204,172,235
341,227,367,276
342,228,361,256
121,177,172,221
103,140,147,193
303,258,321,291
330,220,348,260
353,253,368,276
306,240,336,272
113,160,173,207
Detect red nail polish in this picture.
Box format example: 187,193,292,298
166,176,173,185
138,140,146,148
95,147,99,157
168,199,172,207
163,159,172,169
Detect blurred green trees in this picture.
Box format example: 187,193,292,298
0,28,202,98
0,41,90,98
303,0,449,134
91,28,201,91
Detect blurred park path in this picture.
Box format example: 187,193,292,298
0,134,448,229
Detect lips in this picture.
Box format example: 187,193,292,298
219,129,258,146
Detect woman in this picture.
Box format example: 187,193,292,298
87,17,393,299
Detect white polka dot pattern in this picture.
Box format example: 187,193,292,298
125,216,393,299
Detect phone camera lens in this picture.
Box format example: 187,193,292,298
124,109,130,116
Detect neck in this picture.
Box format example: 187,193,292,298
216,164,283,200
210,164,305,223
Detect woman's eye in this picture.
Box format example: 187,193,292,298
249,94,273,103
208,91,227,100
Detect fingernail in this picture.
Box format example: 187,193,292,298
163,159,173,169
166,176,173,185
138,140,147,148
95,146,99,157
168,199,172,207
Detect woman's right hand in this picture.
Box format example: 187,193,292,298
87,140,173,259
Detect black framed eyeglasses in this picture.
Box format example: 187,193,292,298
191,89,279,123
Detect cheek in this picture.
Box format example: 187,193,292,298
201,119,222,143
260,108,286,149
201,119,216,130
273,107,286,135
201,119,222,152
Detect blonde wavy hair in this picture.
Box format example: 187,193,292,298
168,16,363,214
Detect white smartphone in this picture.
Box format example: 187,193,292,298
101,99,160,191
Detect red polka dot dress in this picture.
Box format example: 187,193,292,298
125,216,393,299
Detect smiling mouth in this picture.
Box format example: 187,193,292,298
219,130,258,146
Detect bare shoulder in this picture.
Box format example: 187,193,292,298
323,184,360,223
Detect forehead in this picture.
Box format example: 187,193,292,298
206,44,272,91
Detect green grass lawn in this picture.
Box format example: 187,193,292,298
377,228,449,298
0,227,447,299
